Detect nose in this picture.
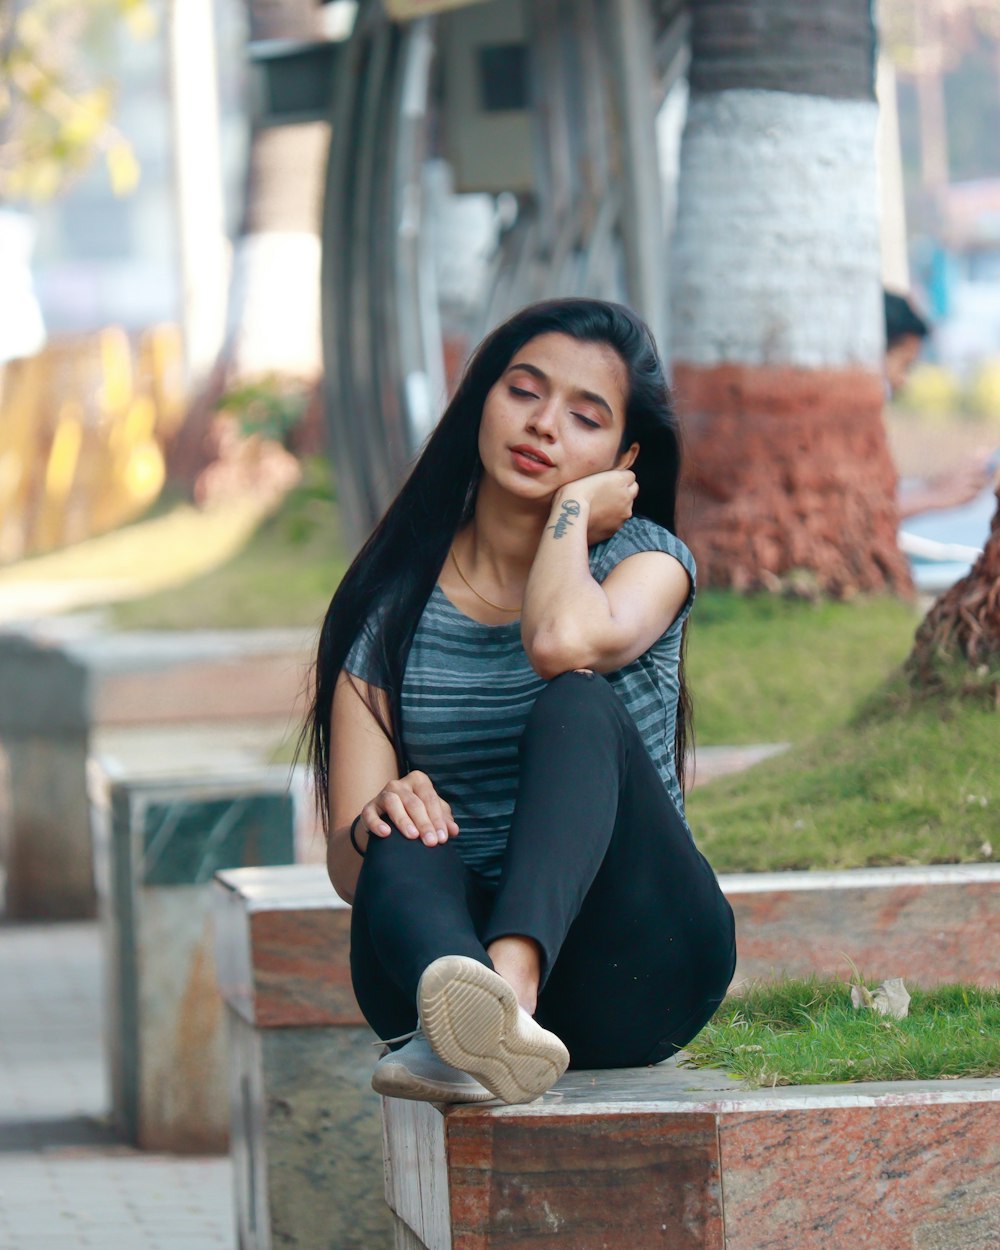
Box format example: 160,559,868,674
526,398,558,441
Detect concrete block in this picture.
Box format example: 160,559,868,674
214,864,391,1250
0,622,310,918
93,768,295,1152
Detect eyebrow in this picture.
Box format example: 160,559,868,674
504,361,616,420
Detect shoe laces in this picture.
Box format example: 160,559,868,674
372,1023,424,1052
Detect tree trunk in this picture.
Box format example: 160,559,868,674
167,0,326,484
670,0,912,596
907,486,1000,700
228,0,327,384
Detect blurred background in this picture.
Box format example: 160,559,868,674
1,9,998,1246
1,0,998,618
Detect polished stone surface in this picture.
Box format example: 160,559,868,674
448,1110,725,1250
0,621,312,729
719,1101,1000,1250
724,864,1000,988
136,791,293,886
0,620,310,918
384,1065,1000,1250
93,769,295,1152
0,732,96,919
214,865,360,1028
216,865,390,1249
227,1013,389,1250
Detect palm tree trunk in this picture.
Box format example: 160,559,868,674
670,0,911,596
907,487,1000,701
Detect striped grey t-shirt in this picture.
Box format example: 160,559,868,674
344,516,696,882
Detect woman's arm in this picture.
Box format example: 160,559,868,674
327,672,398,902
327,670,459,903
520,471,691,680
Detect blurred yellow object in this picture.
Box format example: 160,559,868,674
0,495,271,621
99,326,134,418
44,405,84,500
106,138,141,196
896,363,963,421
37,403,84,551
0,324,187,564
965,359,1000,426
124,441,166,503
139,325,185,437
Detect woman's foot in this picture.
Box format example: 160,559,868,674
416,955,569,1105
371,1031,495,1104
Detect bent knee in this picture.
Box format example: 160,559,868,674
527,668,619,729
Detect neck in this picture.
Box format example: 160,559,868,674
460,476,549,583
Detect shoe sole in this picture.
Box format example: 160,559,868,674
371,1058,495,1104
417,956,569,1105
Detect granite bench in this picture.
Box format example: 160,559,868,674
0,622,311,918
90,763,296,1152
383,1063,1000,1250
725,863,1000,988
209,860,999,1249
213,864,390,1250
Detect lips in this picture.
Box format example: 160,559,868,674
510,445,553,467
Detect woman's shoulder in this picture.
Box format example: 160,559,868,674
589,516,695,581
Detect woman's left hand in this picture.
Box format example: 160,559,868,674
554,469,638,545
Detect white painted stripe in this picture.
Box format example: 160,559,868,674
671,89,883,369
720,863,1000,893
485,1080,1000,1118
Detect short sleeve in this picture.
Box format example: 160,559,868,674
343,612,389,688
588,516,697,625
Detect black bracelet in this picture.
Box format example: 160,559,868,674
349,814,367,857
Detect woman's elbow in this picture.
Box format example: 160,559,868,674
524,626,593,681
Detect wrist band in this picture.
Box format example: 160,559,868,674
349,814,367,857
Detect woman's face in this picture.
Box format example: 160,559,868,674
478,332,637,503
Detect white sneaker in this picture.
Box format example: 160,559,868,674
371,1030,495,1103
417,955,570,1105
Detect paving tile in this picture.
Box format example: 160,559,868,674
0,921,235,1249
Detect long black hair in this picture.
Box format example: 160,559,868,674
307,297,692,834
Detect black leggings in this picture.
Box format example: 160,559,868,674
350,670,737,1069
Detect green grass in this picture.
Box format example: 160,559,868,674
686,677,997,872
686,592,920,745
111,458,348,631
683,979,1000,1087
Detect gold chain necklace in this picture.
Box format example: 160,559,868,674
449,547,522,613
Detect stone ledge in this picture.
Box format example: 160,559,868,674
726,863,1000,988
212,863,1000,1033
0,625,313,732
385,1063,1000,1250
214,865,360,1028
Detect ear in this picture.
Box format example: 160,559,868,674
616,441,639,471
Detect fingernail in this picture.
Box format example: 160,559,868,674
436,828,447,841
407,824,418,836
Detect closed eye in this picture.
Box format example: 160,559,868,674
510,386,540,400
573,413,601,428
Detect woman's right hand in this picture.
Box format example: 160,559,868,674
360,771,460,847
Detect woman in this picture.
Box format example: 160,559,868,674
308,298,736,1106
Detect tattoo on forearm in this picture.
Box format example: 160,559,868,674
548,499,580,539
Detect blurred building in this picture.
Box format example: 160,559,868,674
24,0,249,342
920,179,1000,375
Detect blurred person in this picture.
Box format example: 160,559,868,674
307,299,736,1106
884,290,997,519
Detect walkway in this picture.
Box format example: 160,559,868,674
0,921,233,1250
